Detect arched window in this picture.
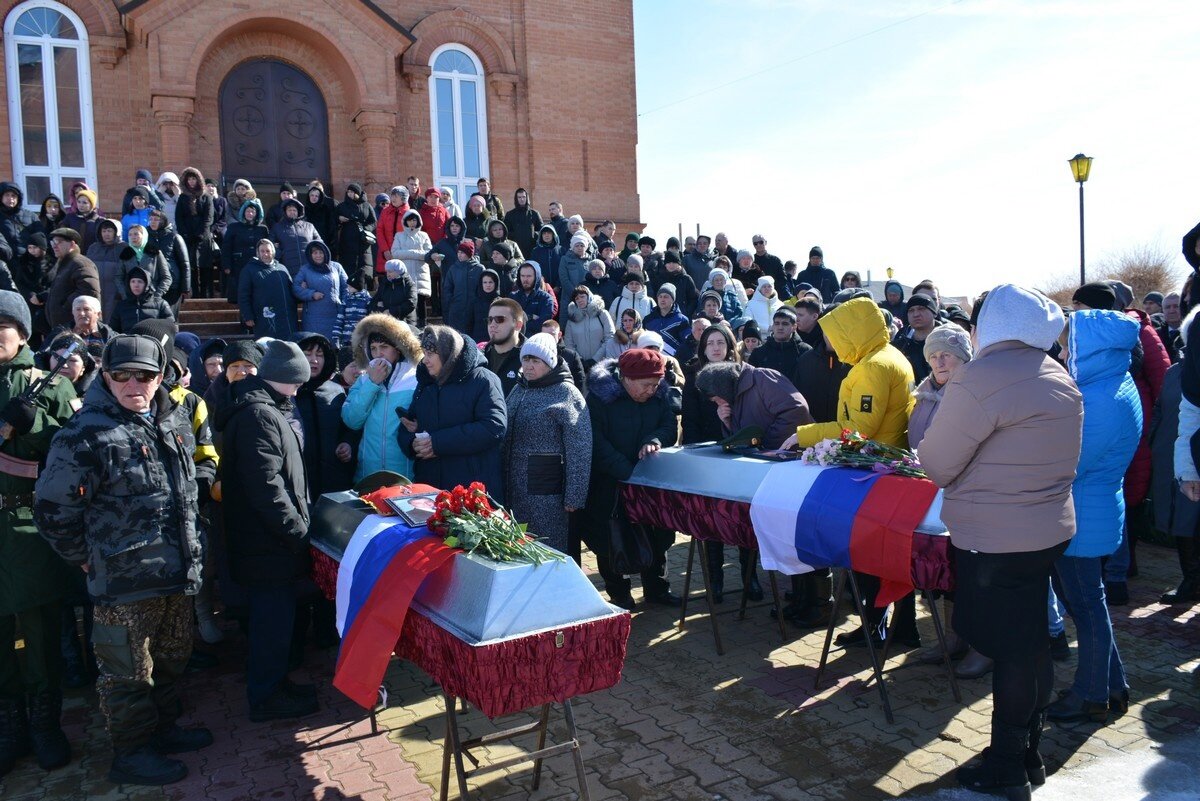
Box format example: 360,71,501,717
428,45,489,211
4,1,96,208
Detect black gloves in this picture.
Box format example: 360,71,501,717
0,397,38,436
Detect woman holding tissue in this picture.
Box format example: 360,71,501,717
340,313,423,482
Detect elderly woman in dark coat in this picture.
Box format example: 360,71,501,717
501,333,591,553
399,325,507,501
695,361,813,448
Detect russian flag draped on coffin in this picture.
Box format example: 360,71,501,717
750,463,943,606
333,516,458,708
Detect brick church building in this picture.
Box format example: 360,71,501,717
0,0,642,228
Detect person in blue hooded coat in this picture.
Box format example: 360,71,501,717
292,240,349,343
399,325,507,502
509,261,555,335
269,198,321,277
238,240,297,338
1046,309,1141,724
530,224,564,292
222,199,268,304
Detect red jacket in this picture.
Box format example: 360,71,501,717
419,204,449,245
1123,308,1170,506
375,203,408,273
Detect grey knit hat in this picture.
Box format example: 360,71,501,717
0,289,32,340
923,325,973,365
657,283,677,300
257,340,311,385
694,361,746,404
520,332,558,369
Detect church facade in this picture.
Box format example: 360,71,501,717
0,0,642,226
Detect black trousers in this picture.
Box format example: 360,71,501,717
954,541,1068,727
245,584,296,708
0,601,62,698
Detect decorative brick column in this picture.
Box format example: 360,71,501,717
152,95,195,168
354,109,397,196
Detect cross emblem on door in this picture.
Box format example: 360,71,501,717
285,109,314,139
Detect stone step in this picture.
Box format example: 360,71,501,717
180,307,241,324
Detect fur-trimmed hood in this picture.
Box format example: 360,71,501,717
350,312,422,369
587,358,673,405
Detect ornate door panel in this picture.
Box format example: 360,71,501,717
219,60,330,189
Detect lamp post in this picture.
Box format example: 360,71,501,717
1069,153,1093,285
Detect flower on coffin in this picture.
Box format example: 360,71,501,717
798,430,926,478
428,482,561,564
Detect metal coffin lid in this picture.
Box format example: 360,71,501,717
413,550,616,645
309,491,373,560
626,444,774,503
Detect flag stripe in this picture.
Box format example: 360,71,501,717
849,474,938,607
794,468,877,568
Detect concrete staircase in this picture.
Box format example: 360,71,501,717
177,297,246,339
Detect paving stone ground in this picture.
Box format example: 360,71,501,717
3,541,1197,800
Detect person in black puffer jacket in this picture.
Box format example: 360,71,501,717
214,341,316,722
292,332,356,500
109,266,174,333
398,325,507,501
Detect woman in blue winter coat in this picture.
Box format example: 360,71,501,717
1047,309,1141,724
399,325,507,502
530,224,564,291
292,240,349,342
340,313,422,482
237,239,297,338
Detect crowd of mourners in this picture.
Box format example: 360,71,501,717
0,171,1197,799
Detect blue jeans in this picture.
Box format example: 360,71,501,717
1054,555,1126,703
1103,528,1129,583
1047,582,1066,637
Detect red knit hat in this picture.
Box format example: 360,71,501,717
425,187,441,197
457,240,475,257
618,348,665,380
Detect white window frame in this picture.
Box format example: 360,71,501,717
4,0,97,209
427,44,489,208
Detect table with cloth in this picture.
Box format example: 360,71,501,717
620,445,957,721
308,485,631,800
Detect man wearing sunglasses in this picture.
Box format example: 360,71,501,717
35,333,211,786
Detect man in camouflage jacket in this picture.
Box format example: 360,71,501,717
34,334,213,786
0,290,77,779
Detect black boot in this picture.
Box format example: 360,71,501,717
108,745,187,785
957,721,1032,800
788,571,833,629
1161,537,1200,604
1025,710,1047,786
26,692,70,771
739,549,763,602
0,696,30,779
705,541,725,604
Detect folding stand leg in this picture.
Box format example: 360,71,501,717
530,704,552,790
925,592,963,703
847,572,895,724
563,699,592,801
678,537,697,633
440,714,453,801
695,538,725,655
814,568,847,690
768,571,787,642
444,692,472,799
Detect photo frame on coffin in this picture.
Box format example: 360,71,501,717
383,492,441,527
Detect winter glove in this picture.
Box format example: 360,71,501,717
0,396,38,436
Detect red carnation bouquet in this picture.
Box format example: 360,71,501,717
427,482,560,564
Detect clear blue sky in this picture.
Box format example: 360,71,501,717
633,0,1199,300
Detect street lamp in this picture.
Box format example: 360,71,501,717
1069,153,1093,285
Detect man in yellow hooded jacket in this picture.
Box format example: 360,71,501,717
783,296,915,450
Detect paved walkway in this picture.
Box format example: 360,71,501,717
3,541,1197,800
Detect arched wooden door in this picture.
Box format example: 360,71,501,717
219,59,330,192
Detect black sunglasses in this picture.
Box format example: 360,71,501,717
108,369,159,383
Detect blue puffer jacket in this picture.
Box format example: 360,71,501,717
510,261,556,334
1066,309,1142,557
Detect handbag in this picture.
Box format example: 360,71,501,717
360,226,377,247
607,494,653,576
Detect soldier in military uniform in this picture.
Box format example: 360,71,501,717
0,290,77,779
34,334,213,786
